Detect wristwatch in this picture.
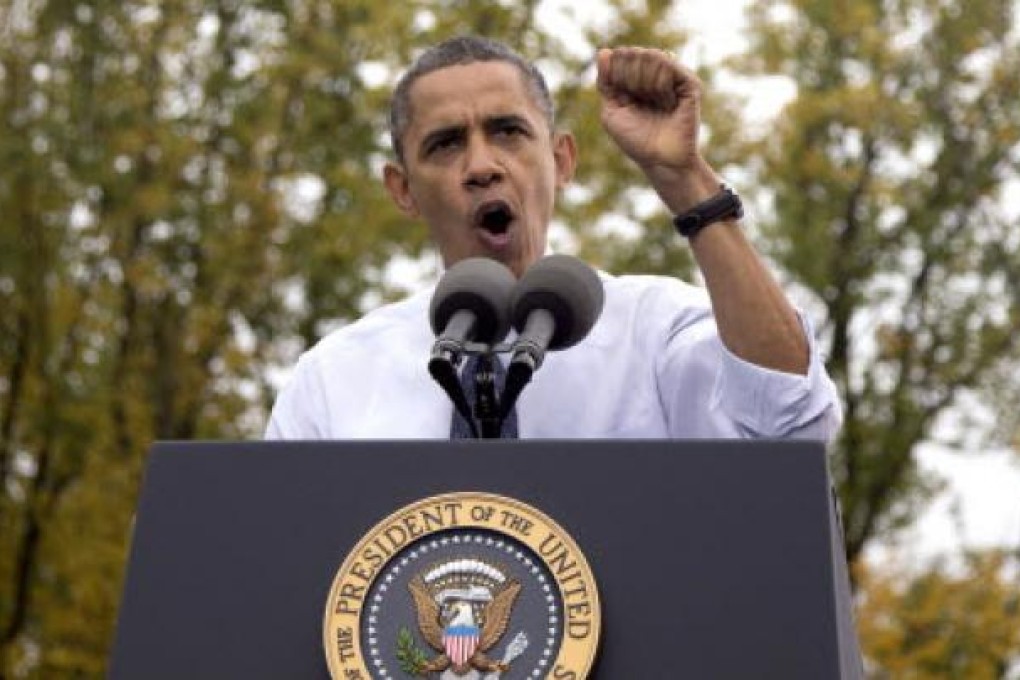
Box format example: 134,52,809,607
672,184,743,238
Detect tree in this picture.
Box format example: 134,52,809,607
856,550,1020,678
733,0,1020,566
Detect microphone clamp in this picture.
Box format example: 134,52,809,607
430,336,466,366
508,340,543,372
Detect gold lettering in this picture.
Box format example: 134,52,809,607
363,545,384,569
336,626,356,664
336,583,364,616
568,618,592,640
563,581,588,600
442,502,462,525
402,514,424,539
421,505,446,532
499,510,534,536
540,534,581,584
349,562,373,583
567,601,591,618
382,525,409,552
371,537,392,560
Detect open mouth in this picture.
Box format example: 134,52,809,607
473,200,514,235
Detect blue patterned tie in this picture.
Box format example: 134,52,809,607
450,355,519,439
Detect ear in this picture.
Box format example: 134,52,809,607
552,131,577,189
383,162,419,217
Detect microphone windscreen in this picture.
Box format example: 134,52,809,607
429,258,516,344
510,255,604,350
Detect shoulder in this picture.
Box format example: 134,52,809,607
601,271,708,304
284,288,433,390
598,272,713,328
305,287,434,362
265,288,435,438
572,271,717,354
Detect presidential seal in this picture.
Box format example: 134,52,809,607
323,492,600,680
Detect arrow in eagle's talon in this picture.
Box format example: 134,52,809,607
481,631,528,680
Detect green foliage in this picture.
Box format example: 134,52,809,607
734,0,1020,565
395,626,429,676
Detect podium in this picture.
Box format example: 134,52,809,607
110,440,862,679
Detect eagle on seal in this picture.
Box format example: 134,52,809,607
408,575,522,677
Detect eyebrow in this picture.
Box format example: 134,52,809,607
483,114,533,134
418,124,466,157
417,114,536,157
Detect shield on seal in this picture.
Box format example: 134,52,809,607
443,624,480,667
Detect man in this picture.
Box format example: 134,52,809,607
266,36,841,440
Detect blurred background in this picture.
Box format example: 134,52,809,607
1,0,1019,677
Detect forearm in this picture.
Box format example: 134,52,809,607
649,158,809,375
691,218,809,375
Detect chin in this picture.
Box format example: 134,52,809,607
505,258,529,278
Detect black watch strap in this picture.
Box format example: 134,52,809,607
672,184,744,238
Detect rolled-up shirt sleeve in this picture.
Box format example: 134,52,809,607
655,283,843,442
711,311,842,440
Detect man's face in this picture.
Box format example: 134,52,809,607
384,61,576,278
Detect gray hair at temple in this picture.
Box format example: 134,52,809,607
388,36,556,165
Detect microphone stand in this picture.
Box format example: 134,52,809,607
428,349,479,439
471,352,503,439
429,344,511,439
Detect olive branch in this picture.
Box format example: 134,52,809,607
396,627,429,676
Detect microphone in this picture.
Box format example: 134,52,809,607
428,258,516,435
429,257,516,361
501,255,604,416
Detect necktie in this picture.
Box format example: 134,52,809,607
450,354,519,439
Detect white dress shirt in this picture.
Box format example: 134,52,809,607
265,273,842,440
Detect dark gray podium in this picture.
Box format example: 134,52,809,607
110,440,862,679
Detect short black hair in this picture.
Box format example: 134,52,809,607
389,35,555,164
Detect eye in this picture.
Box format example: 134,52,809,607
495,122,526,138
425,133,462,156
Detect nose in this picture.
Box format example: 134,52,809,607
462,136,503,188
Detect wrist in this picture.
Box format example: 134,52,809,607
673,184,743,239
643,155,722,214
